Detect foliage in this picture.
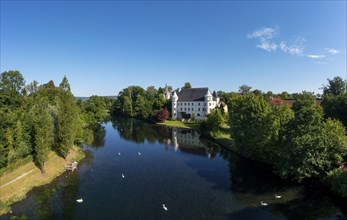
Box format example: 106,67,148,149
229,93,277,163
0,71,97,173
32,96,54,172
182,82,192,90
322,76,346,96
322,93,347,128
205,108,226,133
111,85,167,120
56,91,79,158
277,93,347,182
238,84,252,94
0,70,25,93
324,168,347,197
78,95,109,124
156,108,169,122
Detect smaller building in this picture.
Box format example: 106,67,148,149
172,87,222,120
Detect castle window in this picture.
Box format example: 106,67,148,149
180,108,182,111
198,108,200,111
197,114,200,116
198,103,200,106
209,103,211,106
192,108,194,111
185,108,186,111
191,103,194,106
204,103,206,106
188,103,190,106
188,108,190,111
184,103,186,106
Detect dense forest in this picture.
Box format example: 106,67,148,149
0,70,113,174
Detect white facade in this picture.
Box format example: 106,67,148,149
172,88,221,120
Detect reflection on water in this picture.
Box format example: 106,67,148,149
5,117,347,220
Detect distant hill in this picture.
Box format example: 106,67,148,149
75,96,117,101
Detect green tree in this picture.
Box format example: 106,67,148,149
206,108,225,133
32,96,54,172
0,70,25,93
322,93,347,128
182,82,192,90
59,75,71,92
322,76,346,96
229,93,276,162
238,84,252,94
277,93,347,181
122,96,133,116
56,91,78,158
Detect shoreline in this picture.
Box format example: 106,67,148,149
0,145,85,215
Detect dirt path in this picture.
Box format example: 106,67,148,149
0,169,35,189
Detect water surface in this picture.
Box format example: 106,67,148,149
5,118,347,219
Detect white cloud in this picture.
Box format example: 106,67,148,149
256,41,277,52
306,54,325,59
279,41,304,56
247,27,278,41
325,48,340,55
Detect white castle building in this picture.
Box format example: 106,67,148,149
171,88,222,120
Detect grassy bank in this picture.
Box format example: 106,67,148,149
0,145,85,215
157,120,200,130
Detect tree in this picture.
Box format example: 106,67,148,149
238,84,252,94
276,93,347,181
56,91,79,158
59,75,71,92
0,70,25,93
182,82,192,90
156,108,169,122
32,96,54,172
322,76,346,96
206,108,225,133
322,93,347,128
229,93,276,163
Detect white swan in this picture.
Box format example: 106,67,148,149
118,152,121,156
76,198,83,203
261,201,268,206
162,204,168,211
138,152,141,156
122,173,125,178
275,194,282,199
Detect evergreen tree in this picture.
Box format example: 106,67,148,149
56,91,78,158
59,75,71,92
32,96,54,172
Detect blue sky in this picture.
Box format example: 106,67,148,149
1,1,346,96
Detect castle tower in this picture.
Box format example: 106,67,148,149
163,84,171,101
172,91,178,119
205,89,213,115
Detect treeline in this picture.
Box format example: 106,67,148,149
110,85,170,121
205,76,347,197
0,70,110,173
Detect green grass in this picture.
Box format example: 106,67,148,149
0,146,85,215
157,120,191,129
210,131,237,152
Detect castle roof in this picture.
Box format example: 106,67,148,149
177,88,209,101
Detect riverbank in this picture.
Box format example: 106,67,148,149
0,145,85,215
156,120,200,130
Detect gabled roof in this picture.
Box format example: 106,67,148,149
177,88,209,101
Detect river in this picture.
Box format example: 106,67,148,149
4,117,347,219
